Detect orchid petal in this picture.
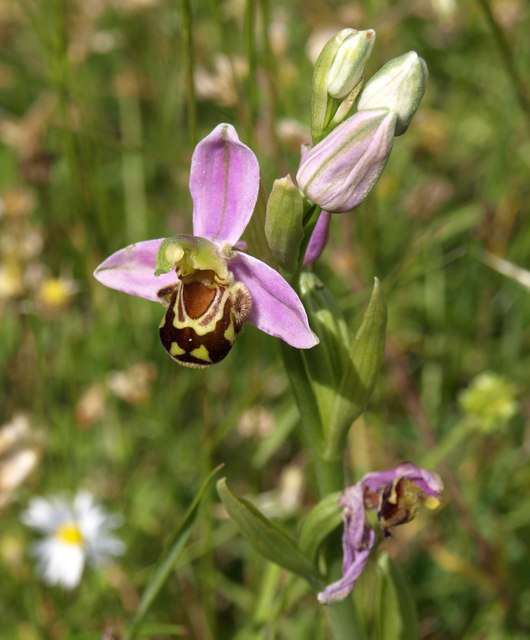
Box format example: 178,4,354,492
317,533,374,604
318,482,375,603
361,462,443,498
303,211,331,265
229,252,318,349
191,123,260,245
94,239,177,303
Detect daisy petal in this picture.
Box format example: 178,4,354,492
21,497,72,534
229,252,318,349
34,539,85,589
88,534,126,567
94,239,177,302
190,123,260,245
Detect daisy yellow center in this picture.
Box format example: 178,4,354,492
56,522,84,546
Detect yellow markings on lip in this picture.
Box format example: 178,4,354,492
172,313,219,336
224,322,235,343
56,522,84,546
387,481,398,505
170,342,186,357
190,345,212,363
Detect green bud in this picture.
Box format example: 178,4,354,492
311,28,376,142
357,51,428,136
327,29,376,99
265,176,304,274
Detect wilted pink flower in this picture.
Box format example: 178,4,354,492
318,462,443,604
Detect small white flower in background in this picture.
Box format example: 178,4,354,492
21,491,125,589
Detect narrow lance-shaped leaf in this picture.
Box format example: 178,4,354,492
299,271,350,430
217,478,322,589
127,465,224,640
298,492,342,562
376,554,419,640
325,278,387,459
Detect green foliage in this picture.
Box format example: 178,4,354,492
217,478,321,589
298,492,342,562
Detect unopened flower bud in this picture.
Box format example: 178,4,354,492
265,175,304,274
326,29,376,99
357,51,428,136
297,108,396,213
311,28,376,142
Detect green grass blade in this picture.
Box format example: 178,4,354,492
126,464,224,640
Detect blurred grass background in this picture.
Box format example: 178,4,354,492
1,0,529,638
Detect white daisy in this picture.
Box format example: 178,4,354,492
21,490,125,589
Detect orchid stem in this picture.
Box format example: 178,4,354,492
280,343,365,640
314,454,344,496
324,599,366,640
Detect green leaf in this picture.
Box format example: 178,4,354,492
376,554,419,640
217,478,322,589
299,271,351,433
265,176,304,274
298,491,342,561
126,464,224,640
300,272,350,384
325,278,387,458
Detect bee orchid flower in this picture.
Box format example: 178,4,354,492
94,124,318,367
